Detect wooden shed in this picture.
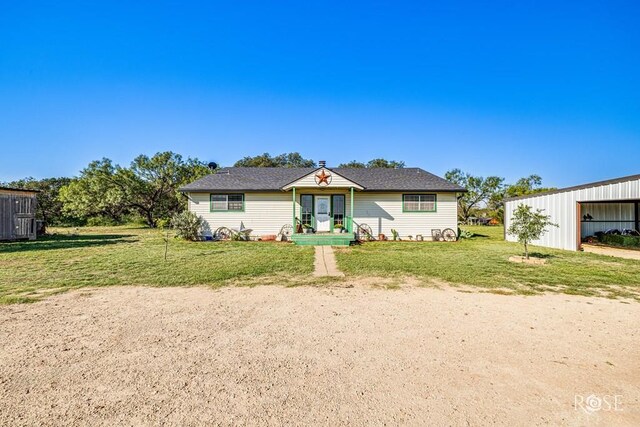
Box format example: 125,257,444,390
0,187,38,241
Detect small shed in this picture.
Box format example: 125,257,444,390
504,174,640,251
0,187,38,241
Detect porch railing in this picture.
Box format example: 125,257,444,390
345,216,353,233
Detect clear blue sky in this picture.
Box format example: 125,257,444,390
1,1,638,187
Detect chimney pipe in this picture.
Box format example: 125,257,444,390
319,160,326,168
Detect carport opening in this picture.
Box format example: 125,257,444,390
578,201,640,250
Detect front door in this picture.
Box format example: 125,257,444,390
315,196,331,232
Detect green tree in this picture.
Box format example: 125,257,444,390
338,158,405,168
2,177,74,227
504,175,555,199
234,152,315,167
338,160,366,168
506,204,557,259
366,158,405,168
60,152,209,227
59,159,129,223
444,169,505,222
488,175,556,223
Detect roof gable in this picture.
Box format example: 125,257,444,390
281,168,364,190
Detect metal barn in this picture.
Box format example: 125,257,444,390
0,187,38,241
504,175,640,251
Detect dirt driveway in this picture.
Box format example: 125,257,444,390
1,284,638,426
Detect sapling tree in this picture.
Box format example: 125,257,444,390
506,204,557,259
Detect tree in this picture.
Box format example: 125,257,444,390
338,158,405,168
488,175,556,223
234,152,315,168
506,204,557,259
366,158,405,168
504,175,555,199
118,152,210,227
59,159,129,223
60,152,210,227
444,169,505,222
338,160,366,168
1,177,73,227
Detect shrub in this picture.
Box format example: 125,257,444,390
599,234,640,249
171,211,204,241
458,228,474,239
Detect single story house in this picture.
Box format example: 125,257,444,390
504,174,640,251
180,162,465,245
0,186,38,241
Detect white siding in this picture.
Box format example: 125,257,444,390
504,177,640,251
188,192,294,236
188,190,459,239
352,192,458,239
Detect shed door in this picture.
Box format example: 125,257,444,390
0,197,11,239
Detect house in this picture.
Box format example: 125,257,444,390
0,187,38,241
180,162,465,245
504,174,640,251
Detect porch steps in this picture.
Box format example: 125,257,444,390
291,232,356,246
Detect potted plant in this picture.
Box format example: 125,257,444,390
303,224,313,234
334,224,343,233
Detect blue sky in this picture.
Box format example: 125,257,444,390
1,1,638,187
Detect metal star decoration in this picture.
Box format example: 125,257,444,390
315,169,331,185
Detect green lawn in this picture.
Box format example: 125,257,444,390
1,225,639,304
0,227,314,304
335,226,640,299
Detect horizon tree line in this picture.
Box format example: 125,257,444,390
1,151,553,229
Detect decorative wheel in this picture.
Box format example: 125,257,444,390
441,228,457,242
214,227,233,240
279,224,294,237
357,223,373,241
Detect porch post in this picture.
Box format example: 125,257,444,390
350,186,354,233
292,187,296,233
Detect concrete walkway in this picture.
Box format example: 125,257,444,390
313,246,345,277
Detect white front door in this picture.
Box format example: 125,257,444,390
315,196,331,232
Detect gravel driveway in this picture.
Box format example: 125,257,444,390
1,285,638,426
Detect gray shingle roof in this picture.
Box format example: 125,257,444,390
181,167,465,192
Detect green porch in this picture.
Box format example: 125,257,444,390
290,186,357,246
291,232,356,246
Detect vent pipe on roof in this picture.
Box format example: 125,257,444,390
319,160,326,168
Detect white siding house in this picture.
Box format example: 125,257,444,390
504,174,640,251
181,165,464,245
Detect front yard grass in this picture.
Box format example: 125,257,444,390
335,226,640,300
2,225,640,304
0,226,314,304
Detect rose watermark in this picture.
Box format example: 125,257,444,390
574,394,623,414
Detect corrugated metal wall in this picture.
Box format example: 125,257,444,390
504,177,640,251
580,203,635,237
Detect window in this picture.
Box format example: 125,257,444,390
332,195,345,227
300,195,313,226
210,194,244,211
403,194,436,212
